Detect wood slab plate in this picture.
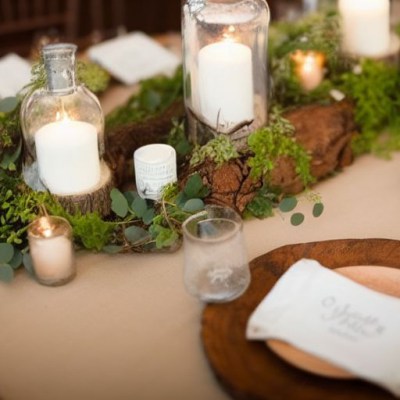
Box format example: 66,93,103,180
201,239,400,400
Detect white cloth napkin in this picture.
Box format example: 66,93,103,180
88,32,181,85
0,53,31,98
246,259,400,397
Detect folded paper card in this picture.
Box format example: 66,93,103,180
0,54,31,98
246,259,400,397
88,32,181,85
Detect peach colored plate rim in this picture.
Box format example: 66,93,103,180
266,265,400,379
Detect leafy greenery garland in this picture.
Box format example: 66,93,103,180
1,10,400,282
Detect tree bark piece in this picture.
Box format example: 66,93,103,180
54,161,114,217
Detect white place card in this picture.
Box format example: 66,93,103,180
246,259,400,397
88,32,181,85
0,53,31,98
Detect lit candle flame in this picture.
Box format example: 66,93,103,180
222,25,237,42
39,217,53,238
291,50,325,91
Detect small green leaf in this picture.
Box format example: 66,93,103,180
175,192,188,208
111,188,129,218
123,191,135,205
23,253,34,276
0,264,14,283
291,213,305,226
131,196,147,218
183,198,205,213
9,248,22,270
0,96,19,113
313,203,324,218
184,174,204,198
0,243,14,264
246,196,274,219
102,245,123,254
142,208,155,225
279,197,298,213
149,225,179,249
124,226,150,245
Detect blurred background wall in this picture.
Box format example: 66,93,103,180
0,0,298,57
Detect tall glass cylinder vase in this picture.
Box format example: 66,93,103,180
182,0,270,149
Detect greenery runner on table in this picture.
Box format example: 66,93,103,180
1,10,400,281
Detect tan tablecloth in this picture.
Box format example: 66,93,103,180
1,81,400,400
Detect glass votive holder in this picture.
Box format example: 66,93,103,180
134,144,177,201
182,205,251,303
27,216,76,286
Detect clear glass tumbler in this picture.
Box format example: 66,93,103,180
182,205,251,302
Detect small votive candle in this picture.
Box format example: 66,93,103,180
134,144,177,201
291,50,325,91
28,216,76,286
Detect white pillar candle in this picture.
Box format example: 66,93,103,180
339,0,390,57
35,120,101,195
198,41,254,132
134,144,177,201
28,216,75,286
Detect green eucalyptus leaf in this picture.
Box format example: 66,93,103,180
102,245,123,254
0,264,14,282
313,203,324,218
23,253,35,276
9,248,22,270
0,96,19,113
279,197,298,213
175,192,188,208
0,141,22,170
123,191,135,205
142,208,155,225
131,196,147,218
183,174,204,198
149,225,179,249
124,226,150,245
183,198,205,213
111,188,129,218
291,213,305,226
0,243,14,264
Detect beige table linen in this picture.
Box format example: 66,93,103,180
1,82,400,400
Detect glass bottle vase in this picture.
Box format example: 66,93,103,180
21,43,105,196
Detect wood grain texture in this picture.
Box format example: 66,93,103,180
202,239,400,400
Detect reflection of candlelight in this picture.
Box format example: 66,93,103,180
292,50,325,91
28,216,76,286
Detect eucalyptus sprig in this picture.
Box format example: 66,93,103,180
107,173,209,253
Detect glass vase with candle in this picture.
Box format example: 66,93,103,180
21,43,104,196
28,216,76,286
182,0,270,148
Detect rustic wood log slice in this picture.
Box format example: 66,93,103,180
54,161,114,217
201,238,400,400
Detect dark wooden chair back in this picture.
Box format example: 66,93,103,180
0,0,78,56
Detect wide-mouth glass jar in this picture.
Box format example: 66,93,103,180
182,0,270,148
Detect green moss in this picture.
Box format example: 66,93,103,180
247,109,314,186
190,135,239,167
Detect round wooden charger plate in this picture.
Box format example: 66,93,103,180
201,239,400,400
